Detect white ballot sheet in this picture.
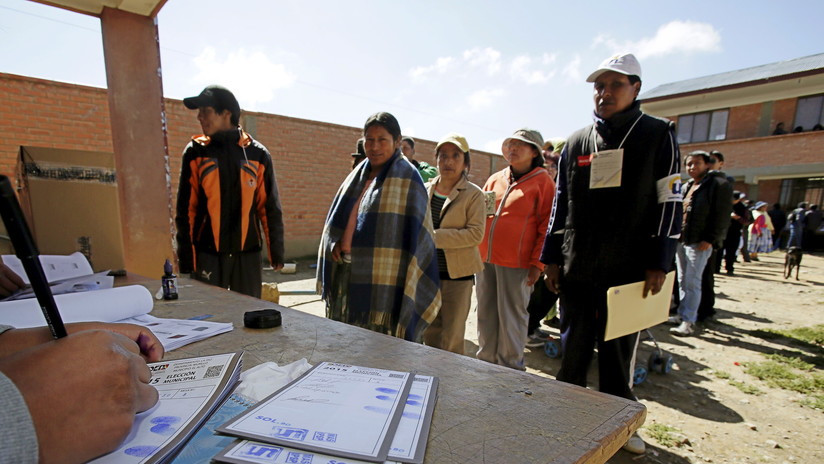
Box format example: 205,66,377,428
3,270,114,301
604,271,676,341
218,362,413,462
92,352,243,464
119,314,233,352
0,285,153,328
2,251,93,284
214,440,401,464
387,375,438,463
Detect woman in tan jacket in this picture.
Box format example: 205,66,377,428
422,133,486,354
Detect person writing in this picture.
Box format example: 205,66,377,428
0,322,163,463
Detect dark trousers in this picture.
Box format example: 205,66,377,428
723,228,742,273
697,248,717,321
740,229,751,262
526,281,559,334
194,250,263,298
557,282,640,401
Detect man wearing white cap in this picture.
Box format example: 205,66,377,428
540,53,683,454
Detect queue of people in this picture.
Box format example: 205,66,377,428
4,50,818,461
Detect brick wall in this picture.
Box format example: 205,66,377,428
771,98,798,131
0,73,504,259
728,103,762,139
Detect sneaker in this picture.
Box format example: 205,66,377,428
542,316,560,329
525,330,550,348
666,316,681,325
670,321,695,336
623,433,645,454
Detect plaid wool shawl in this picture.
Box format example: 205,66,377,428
317,150,441,341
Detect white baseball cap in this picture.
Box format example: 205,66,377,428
586,53,642,83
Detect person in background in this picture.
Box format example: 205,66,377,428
772,122,787,135
422,133,485,355
175,85,284,298
698,150,733,321
401,136,438,182
317,112,441,342
747,201,773,261
669,151,732,336
0,322,163,463
525,138,565,347
477,128,555,370
803,204,822,251
723,192,749,275
351,137,366,170
768,203,787,251
541,53,682,455
787,202,807,248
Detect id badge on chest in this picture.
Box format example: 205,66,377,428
589,148,623,189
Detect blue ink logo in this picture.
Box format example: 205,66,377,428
273,427,309,441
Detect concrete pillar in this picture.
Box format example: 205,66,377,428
100,7,174,278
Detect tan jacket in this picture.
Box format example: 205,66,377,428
426,175,486,279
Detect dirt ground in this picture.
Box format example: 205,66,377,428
263,250,823,464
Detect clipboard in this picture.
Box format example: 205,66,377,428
604,272,675,341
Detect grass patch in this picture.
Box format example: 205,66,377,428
800,394,824,410
764,353,815,371
645,423,684,448
751,324,824,351
712,370,731,380
744,360,824,394
739,351,824,409
729,379,764,395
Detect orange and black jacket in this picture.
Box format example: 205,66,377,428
175,128,284,273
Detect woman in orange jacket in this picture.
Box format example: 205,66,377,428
476,128,556,370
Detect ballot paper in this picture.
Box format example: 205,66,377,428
2,251,93,284
604,271,676,341
119,314,233,352
214,440,402,464
91,352,243,464
218,362,413,462
2,270,113,301
214,374,439,464
0,284,153,328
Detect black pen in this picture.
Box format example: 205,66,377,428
0,175,67,338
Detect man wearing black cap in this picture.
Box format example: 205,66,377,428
175,85,284,298
540,53,683,455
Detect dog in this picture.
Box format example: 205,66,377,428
784,246,803,280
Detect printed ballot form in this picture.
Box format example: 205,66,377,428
604,271,676,341
92,352,243,464
215,374,438,464
218,362,413,462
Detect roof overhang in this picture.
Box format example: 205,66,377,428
30,0,167,17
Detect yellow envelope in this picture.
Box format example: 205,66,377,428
604,271,676,341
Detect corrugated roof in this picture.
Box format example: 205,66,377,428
641,52,824,100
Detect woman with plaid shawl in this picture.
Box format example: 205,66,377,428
317,112,442,342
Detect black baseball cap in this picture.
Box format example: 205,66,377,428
183,85,240,120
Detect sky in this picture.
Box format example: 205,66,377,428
1,0,823,155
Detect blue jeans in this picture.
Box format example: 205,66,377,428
676,243,712,323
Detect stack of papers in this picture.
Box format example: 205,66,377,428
215,362,438,464
120,314,234,351
92,352,244,464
